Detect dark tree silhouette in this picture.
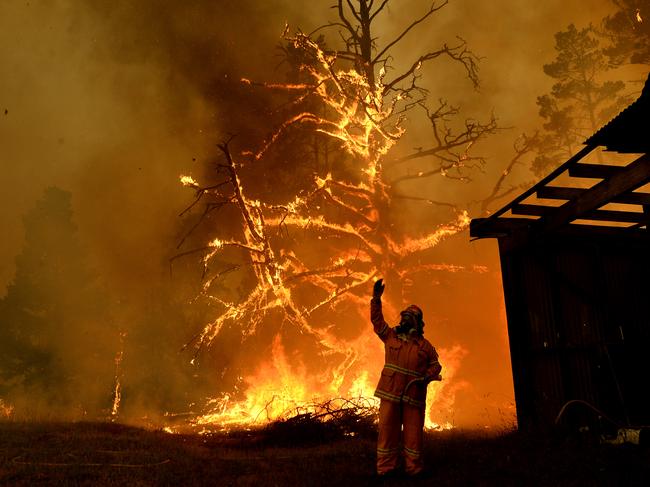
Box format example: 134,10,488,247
0,187,115,415
531,24,630,175
603,0,650,66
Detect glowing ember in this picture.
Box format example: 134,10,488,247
180,175,198,187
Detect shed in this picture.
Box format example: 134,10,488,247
471,77,650,431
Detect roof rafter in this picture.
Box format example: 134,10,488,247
540,153,650,232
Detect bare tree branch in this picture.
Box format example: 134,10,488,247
478,133,539,215
390,100,498,167
176,200,232,250
337,0,361,43
391,193,458,208
370,0,391,21
217,142,265,243
345,0,362,23
372,1,448,64
382,37,480,94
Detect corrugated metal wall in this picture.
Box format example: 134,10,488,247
499,231,650,431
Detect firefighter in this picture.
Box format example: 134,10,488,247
371,278,442,477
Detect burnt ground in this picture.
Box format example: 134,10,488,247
0,421,648,486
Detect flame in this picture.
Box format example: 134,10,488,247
425,345,469,429
196,336,317,427
0,398,14,418
180,175,198,187
389,211,471,255
192,334,462,432
249,33,404,168
636,9,643,23
111,332,126,420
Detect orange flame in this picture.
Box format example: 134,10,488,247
179,174,199,187
193,334,464,432
111,332,126,420
425,345,469,429
0,399,14,418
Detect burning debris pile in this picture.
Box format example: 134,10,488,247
176,0,497,432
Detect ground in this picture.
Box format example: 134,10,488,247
0,421,648,486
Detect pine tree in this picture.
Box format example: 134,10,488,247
0,187,115,414
603,0,650,66
532,24,630,175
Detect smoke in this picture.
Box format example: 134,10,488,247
0,0,617,426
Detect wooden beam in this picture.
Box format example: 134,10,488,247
568,163,623,179
559,224,650,238
537,186,650,205
612,192,650,205
470,216,650,239
482,146,594,220
541,153,650,232
630,205,650,229
511,204,549,217
512,203,645,223
536,186,582,200
469,217,533,238
580,209,646,223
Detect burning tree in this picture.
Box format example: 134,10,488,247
177,0,496,428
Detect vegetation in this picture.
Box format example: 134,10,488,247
0,188,116,415
603,0,650,66
531,24,631,176
0,421,648,486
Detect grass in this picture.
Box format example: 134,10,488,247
0,421,648,486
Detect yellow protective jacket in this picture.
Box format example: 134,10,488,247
371,297,442,408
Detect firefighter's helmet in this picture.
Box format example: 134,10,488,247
399,304,425,335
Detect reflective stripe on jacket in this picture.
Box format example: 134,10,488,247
371,297,442,409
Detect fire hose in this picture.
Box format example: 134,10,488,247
395,377,427,433
403,377,425,397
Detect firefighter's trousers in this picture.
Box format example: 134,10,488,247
376,398,425,475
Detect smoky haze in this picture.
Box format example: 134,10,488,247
0,0,616,426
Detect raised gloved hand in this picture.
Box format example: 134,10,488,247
373,278,385,298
